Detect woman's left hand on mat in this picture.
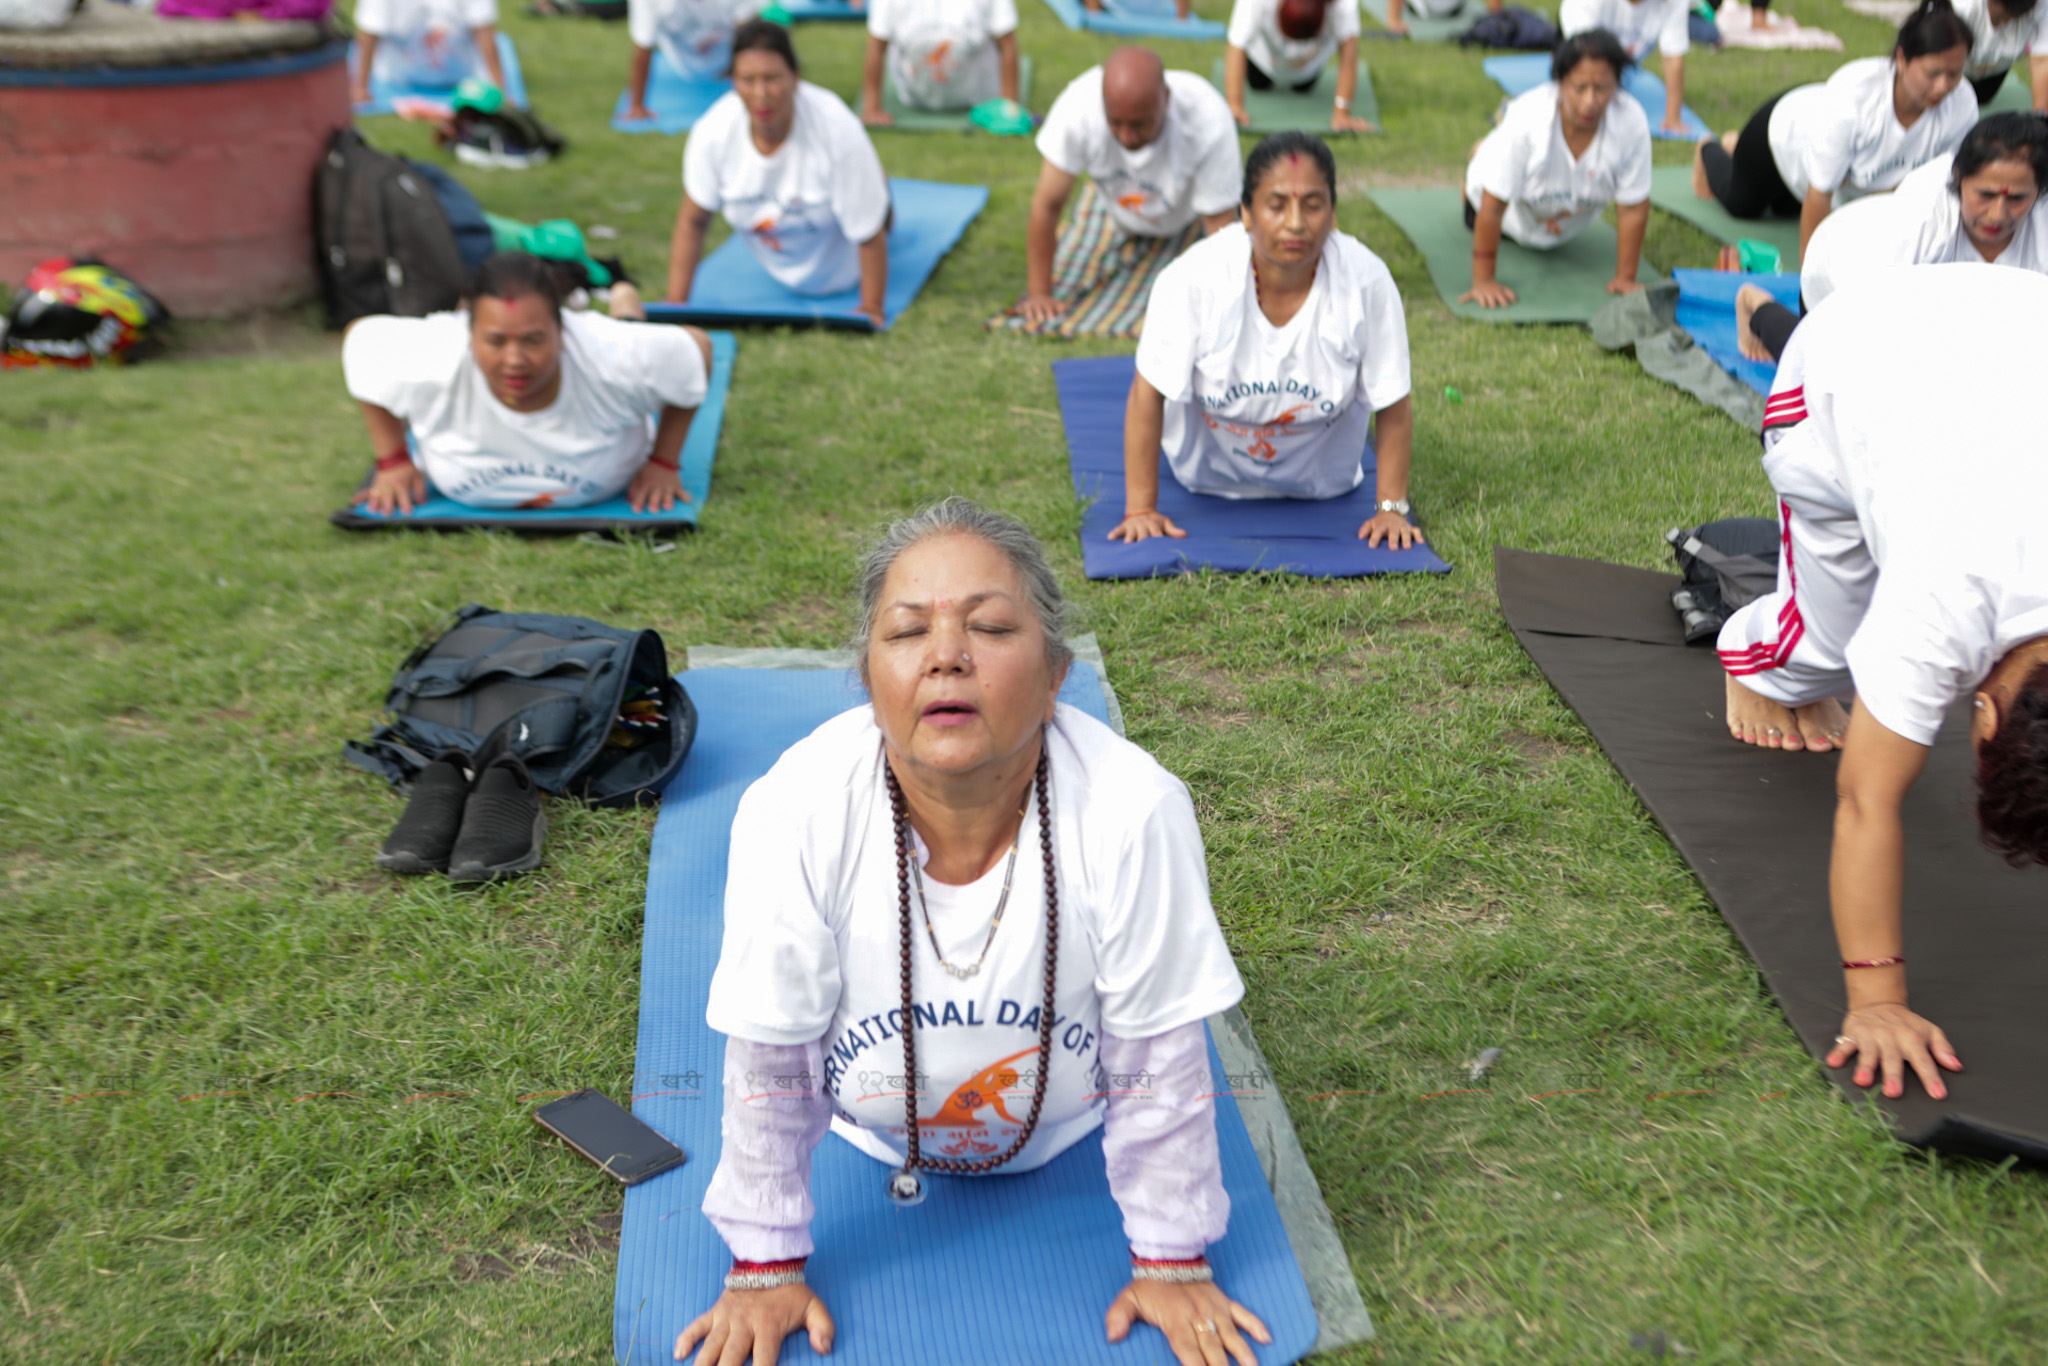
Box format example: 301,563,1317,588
1109,510,1188,543
1358,510,1420,549
674,1284,834,1366
1105,1279,1271,1366
628,461,690,513
358,463,428,516
1330,109,1374,134
1605,277,1645,297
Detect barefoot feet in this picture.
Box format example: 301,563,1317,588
1735,283,1776,363
1725,674,1850,751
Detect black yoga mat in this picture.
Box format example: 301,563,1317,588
1495,547,2048,1162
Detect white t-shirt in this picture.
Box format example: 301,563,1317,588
1802,152,2048,304
356,0,495,86
682,82,892,295
1767,57,1979,204
629,0,760,81
1136,224,1411,500
705,703,1246,1172
342,310,709,508
1558,0,1690,59
1464,82,1653,248
1037,67,1244,237
1955,0,2048,79
868,0,1018,110
1769,264,2048,745
1225,0,1362,84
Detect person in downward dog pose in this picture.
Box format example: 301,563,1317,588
1115,133,1419,549
858,0,1022,125
677,499,1272,1366
667,21,892,326
621,0,761,123
1558,0,1696,136
1951,0,2048,110
1716,265,2048,1100
1221,0,1375,134
1461,29,1653,308
1735,111,2048,361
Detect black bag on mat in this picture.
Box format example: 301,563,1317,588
313,128,469,329
345,605,696,807
1666,518,1780,645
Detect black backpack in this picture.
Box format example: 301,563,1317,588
1666,519,1780,645
1458,6,1560,48
313,128,469,329
345,605,697,807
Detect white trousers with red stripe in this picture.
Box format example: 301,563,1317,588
1715,420,1876,707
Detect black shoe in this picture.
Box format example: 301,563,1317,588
447,754,547,882
374,749,472,874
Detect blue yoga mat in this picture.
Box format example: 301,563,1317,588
1481,53,1709,141
776,0,868,18
1041,0,1227,40
351,31,528,117
330,331,733,533
614,667,1322,1366
613,52,729,134
1058,355,1453,579
643,179,986,331
1670,268,1799,397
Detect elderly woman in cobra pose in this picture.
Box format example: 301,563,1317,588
678,500,1272,1366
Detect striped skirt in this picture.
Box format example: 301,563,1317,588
988,182,1203,339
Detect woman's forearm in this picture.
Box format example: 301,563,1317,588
1372,395,1413,503
1799,186,1832,260
861,35,888,117
1614,199,1649,283
667,202,709,302
1123,376,1166,513
1223,45,1248,111
1471,194,1507,285
358,400,409,457
1100,1023,1229,1261
997,31,1020,103
1335,38,1358,107
701,1037,832,1263
859,230,889,322
473,24,507,89
628,45,653,107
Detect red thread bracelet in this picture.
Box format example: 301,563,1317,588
375,450,413,472
731,1258,807,1273
1842,956,1904,969
647,453,679,471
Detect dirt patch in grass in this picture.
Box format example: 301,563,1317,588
451,1214,622,1283
1503,730,1576,765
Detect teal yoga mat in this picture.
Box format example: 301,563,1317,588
351,31,528,116
1649,164,1804,269
1208,57,1379,133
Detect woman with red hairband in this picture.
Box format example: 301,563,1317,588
1223,0,1374,133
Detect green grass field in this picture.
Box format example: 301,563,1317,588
7,2,2048,1362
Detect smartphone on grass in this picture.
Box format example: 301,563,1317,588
532,1089,686,1185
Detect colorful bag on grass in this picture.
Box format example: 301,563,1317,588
1,257,168,370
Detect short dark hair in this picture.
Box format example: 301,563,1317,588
465,251,564,321
1896,0,1973,60
728,17,798,75
1551,26,1632,83
1998,0,2041,18
1952,111,2048,192
1276,0,1327,41
1241,132,1338,208
1976,661,2048,865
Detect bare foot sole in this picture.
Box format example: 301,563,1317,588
1726,672,1801,747
1735,283,1774,363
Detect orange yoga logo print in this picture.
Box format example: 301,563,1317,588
922,40,953,80
1202,398,1320,462
920,1046,1040,1157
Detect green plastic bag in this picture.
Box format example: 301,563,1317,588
968,98,1034,136
1737,238,1782,274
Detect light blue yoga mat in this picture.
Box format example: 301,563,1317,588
1671,268,1799,397
613,666,1323,1366
775,0,868,19
351,31,528,117
330,331,733,533
1041,0,1227,41
1482,52,1709,141
613,52,729,134
643,178,987,331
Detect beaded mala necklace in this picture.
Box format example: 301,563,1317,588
883,745,1058,1207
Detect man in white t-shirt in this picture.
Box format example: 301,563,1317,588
1954,0,2048,110
346,254,713,514
351,0,508,105
1010,48,1242,333
859,0,1021,123
1558,0,1692,135
1715,264,2048,1105
622,0,761,123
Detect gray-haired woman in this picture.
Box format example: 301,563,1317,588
678,498,1270,1366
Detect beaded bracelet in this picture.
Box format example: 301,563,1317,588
375,450,413,471
725,1258,807,1291
1131,1256,1213,1284
1842,956,1904,970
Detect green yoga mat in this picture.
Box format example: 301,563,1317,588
1208,58,1379,133
874,55,1035,131
1984,66,2035,113
1369,185,1663,323
1648,164,1804,269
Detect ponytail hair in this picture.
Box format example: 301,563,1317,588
1952,111,2048,193
1551,26,1632,83
1895,0,1972,60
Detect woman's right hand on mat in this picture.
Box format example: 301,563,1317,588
625,102,656,122
358,463,427,516
674,1285,834,1365
1017,293,1069,324
1106,1279,1271,1366
1827,1002,1963,1101
1109,509,1188,543
1459,280,1517,309
861,106,895,128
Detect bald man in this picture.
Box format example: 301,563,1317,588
1000,47,1241,337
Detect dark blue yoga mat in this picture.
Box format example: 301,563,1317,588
612,51,728,134
1041,0,1227,40
614,667,1322,1366
351,31,528,116
1058,355,1453,579
643,179,987,332
1482,52,1708,141
1671,268,1799,397
330,331,733,533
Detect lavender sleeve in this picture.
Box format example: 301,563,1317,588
1100,1020,1231,1261
700,1037,833,1262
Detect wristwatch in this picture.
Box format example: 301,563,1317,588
1378,498,1411,516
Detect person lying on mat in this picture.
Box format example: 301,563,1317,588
350,0,509,106
1717,265,2048,1101
1016,48,1243,326
347,252,713,516
1382,0,1504,39
679,498,1272,1366
1460,29,1652,309
666,20,892,327
859,0,1021,126
1690,0,1978,258
1953,0,2048,111
622,0,761,123
1113,133,1419,549
1735,111,2048,361
1558,0,1693,136
1222,0,1374,134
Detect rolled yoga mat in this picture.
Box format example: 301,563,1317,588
1495,546,2048,1164
1208,57,1380,134
612,665,1326,1365
643,178,986,331
612,52,727,134
1368,185,1662,323
1649,164,1805,269
1040,0,1227,40
1482,52,1710,140
351,30,528,116
1058,354,1453,579
329,331,734,534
